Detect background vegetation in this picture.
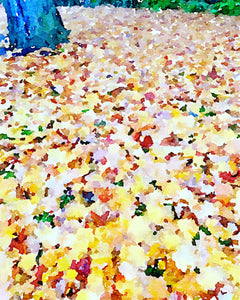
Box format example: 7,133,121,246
0,0,239,15
142,0,240,15
54,0,240,15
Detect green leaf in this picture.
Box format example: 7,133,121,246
59,194,75,209
205,112,216,117
180,104,187,112
4,171,16,179
34,211,55,225
26,71,35,76
0,133,15,140
199,225,211,235
179,71,184,76
151,267,165,278
229,124,237,131
218,237,232,247
211,93,218,98
21,129,33,136
51,90,60,97
94,120,106,127
135,209,144,216
38,126,43,132
82,109,90,113
143,148,149,153
194,267,200,274
193,232,200,240
128,128,134,135
135,202,147,216
114,180,124,187
199,105,205,113
145,265,153,276
192,232,200,245
149,180,158,189
138,203,147,211
36,248,43,265
145,265,165,278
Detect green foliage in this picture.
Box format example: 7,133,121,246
137,0,240,16
139,0,180,11
211,0,240,16
42,0,240,16
179,0,208,13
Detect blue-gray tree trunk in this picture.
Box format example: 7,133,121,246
3,0,70,52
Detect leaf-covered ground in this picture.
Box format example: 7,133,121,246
1,5,240,300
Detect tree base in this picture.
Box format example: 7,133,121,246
3,0,71,52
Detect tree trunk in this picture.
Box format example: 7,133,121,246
3,0,70,52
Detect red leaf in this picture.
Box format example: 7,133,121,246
98,188,113,203
219,171,237,183
90,211,110,226
31,265,48,287
132,132,141,142
141,135,153,149
71,256,92,278
165,60,172,67
9,229,27,254
208,66,220,80
101,157,107,165
160,132,179,146
111,113,123,123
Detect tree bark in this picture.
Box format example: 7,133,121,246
3,0,70,51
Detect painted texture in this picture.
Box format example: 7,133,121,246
0,3,240,300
